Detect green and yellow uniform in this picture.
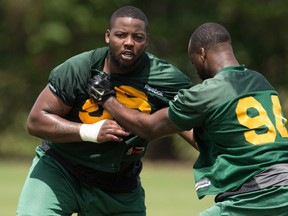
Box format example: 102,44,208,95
17,47,193,216
169,65,288,215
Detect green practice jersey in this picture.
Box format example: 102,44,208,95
47,47,193,173
168,66,288,199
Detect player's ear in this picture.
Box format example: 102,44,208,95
200,47,206,62
145,33,149,46
105,29,110,44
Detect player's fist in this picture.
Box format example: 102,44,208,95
87,71,115,103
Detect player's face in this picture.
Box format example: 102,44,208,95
188,41,208,80
105,17,148,72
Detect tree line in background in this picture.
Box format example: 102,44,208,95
1,0,288,160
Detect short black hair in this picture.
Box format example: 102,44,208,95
109,6,149,31
190,22,231,50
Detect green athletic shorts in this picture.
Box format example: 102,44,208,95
199,186,288,216
16,147,146,216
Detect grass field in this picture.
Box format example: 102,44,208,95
0,160,214,216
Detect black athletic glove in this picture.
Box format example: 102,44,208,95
87,71,115,103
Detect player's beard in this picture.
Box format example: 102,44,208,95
108,50,141,74
196,66,210,81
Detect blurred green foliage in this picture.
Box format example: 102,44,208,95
1,0,288,159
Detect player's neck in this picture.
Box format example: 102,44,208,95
210,51,240,75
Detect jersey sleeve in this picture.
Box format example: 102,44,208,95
48,51,93,106
168,82,216,131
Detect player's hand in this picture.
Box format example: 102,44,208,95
87,71,115,103
97,119,130,143
80,119,130,143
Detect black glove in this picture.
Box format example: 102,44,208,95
87,71,115,103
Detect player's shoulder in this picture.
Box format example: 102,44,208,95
145,51,183,73
145,51,169,64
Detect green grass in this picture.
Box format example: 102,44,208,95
0,160,214,216
142,162,214,216
0,161,31,216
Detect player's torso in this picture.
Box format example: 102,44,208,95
50,47,193,172
191,67,288,198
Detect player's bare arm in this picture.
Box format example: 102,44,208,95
179,130,198,150
27,85,129,143
102,97,197,148
101,96,179,140
87,72,196,146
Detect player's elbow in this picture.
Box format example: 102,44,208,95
26,114,42,137
26,117,37,136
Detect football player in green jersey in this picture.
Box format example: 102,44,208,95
16,6,194,216
97,22,288,215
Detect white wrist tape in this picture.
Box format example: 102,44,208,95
79,120,107,143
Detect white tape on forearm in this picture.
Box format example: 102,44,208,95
79,120,107,143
